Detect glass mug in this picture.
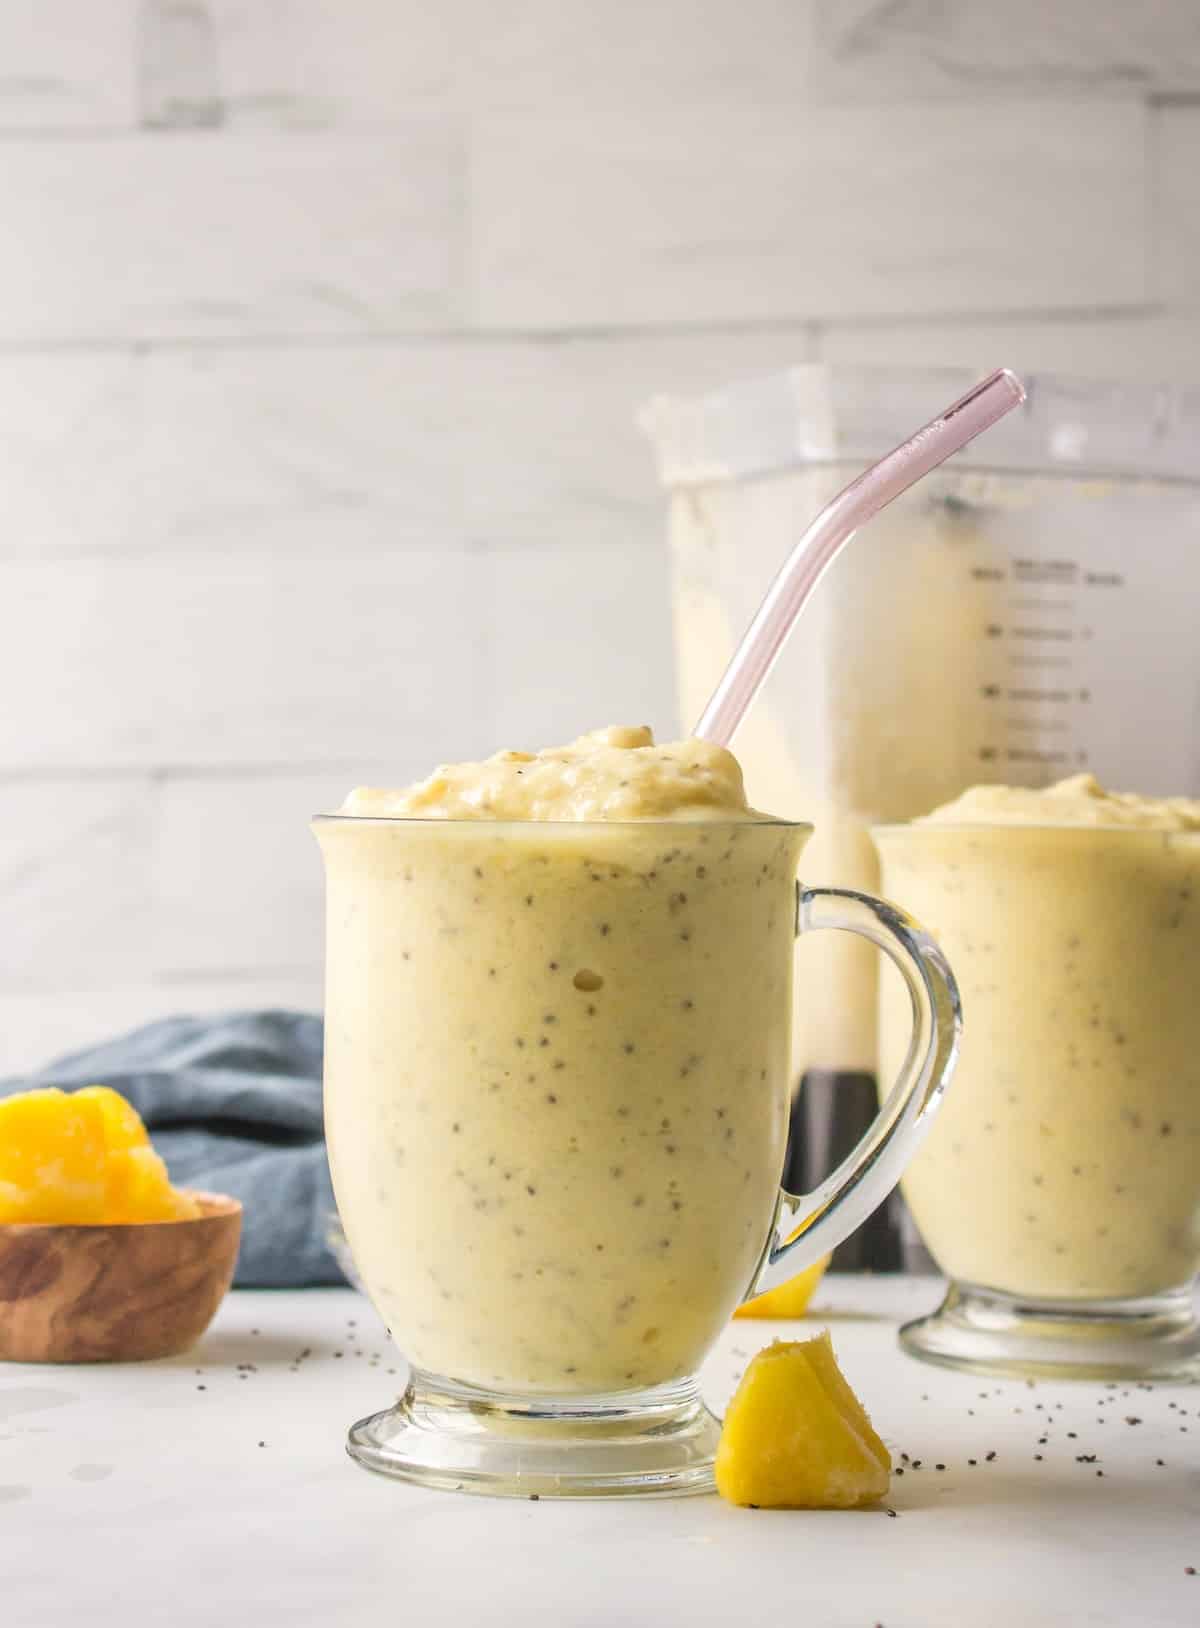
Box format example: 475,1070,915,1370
876,820,1200,1381
314,814,960,1497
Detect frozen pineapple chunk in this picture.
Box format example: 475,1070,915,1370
0,1086,200,1225
715,1331,891,1508
734,1254,830,1320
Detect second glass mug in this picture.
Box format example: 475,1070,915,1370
314,813,961,1498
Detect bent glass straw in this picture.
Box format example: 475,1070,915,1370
692,368,1027,748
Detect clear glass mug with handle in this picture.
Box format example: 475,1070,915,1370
314,812,960,1498
876,818,1200,1381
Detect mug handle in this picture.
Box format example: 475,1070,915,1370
745,885,962,1299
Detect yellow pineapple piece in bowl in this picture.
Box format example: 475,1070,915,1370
0,1086,239,1362
715,1331,891,1508
0,1085,201,1224
734,1254,830,1320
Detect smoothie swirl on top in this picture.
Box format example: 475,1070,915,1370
920,773,1200,831
339,726,761,823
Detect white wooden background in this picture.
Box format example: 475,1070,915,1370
3,1,1199,1074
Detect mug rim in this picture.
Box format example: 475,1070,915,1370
872,819,1200,839
312,813,813,832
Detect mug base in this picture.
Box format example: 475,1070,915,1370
346,1368,721,1498
901,1279,1200,1382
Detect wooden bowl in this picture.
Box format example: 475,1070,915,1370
0,1192,242,1363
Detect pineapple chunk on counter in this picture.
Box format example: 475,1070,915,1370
734,1254,830,1320
715,1331,891,1508
0,1086,200,1225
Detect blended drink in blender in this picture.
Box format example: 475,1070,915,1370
876,774,1200,1376
319,727,803,1394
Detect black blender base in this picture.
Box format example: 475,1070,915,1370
784,1069,904,1273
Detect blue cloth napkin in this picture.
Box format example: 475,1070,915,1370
0,1010,345,1287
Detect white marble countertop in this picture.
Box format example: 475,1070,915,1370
5,1274,1198,1627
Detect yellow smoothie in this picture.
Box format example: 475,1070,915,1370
318,728,805,1394
877,775,1200,1302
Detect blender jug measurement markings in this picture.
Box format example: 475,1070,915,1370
970,550,1129,781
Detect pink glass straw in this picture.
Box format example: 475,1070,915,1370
692,367,1027,747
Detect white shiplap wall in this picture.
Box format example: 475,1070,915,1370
3,1,1199,1073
